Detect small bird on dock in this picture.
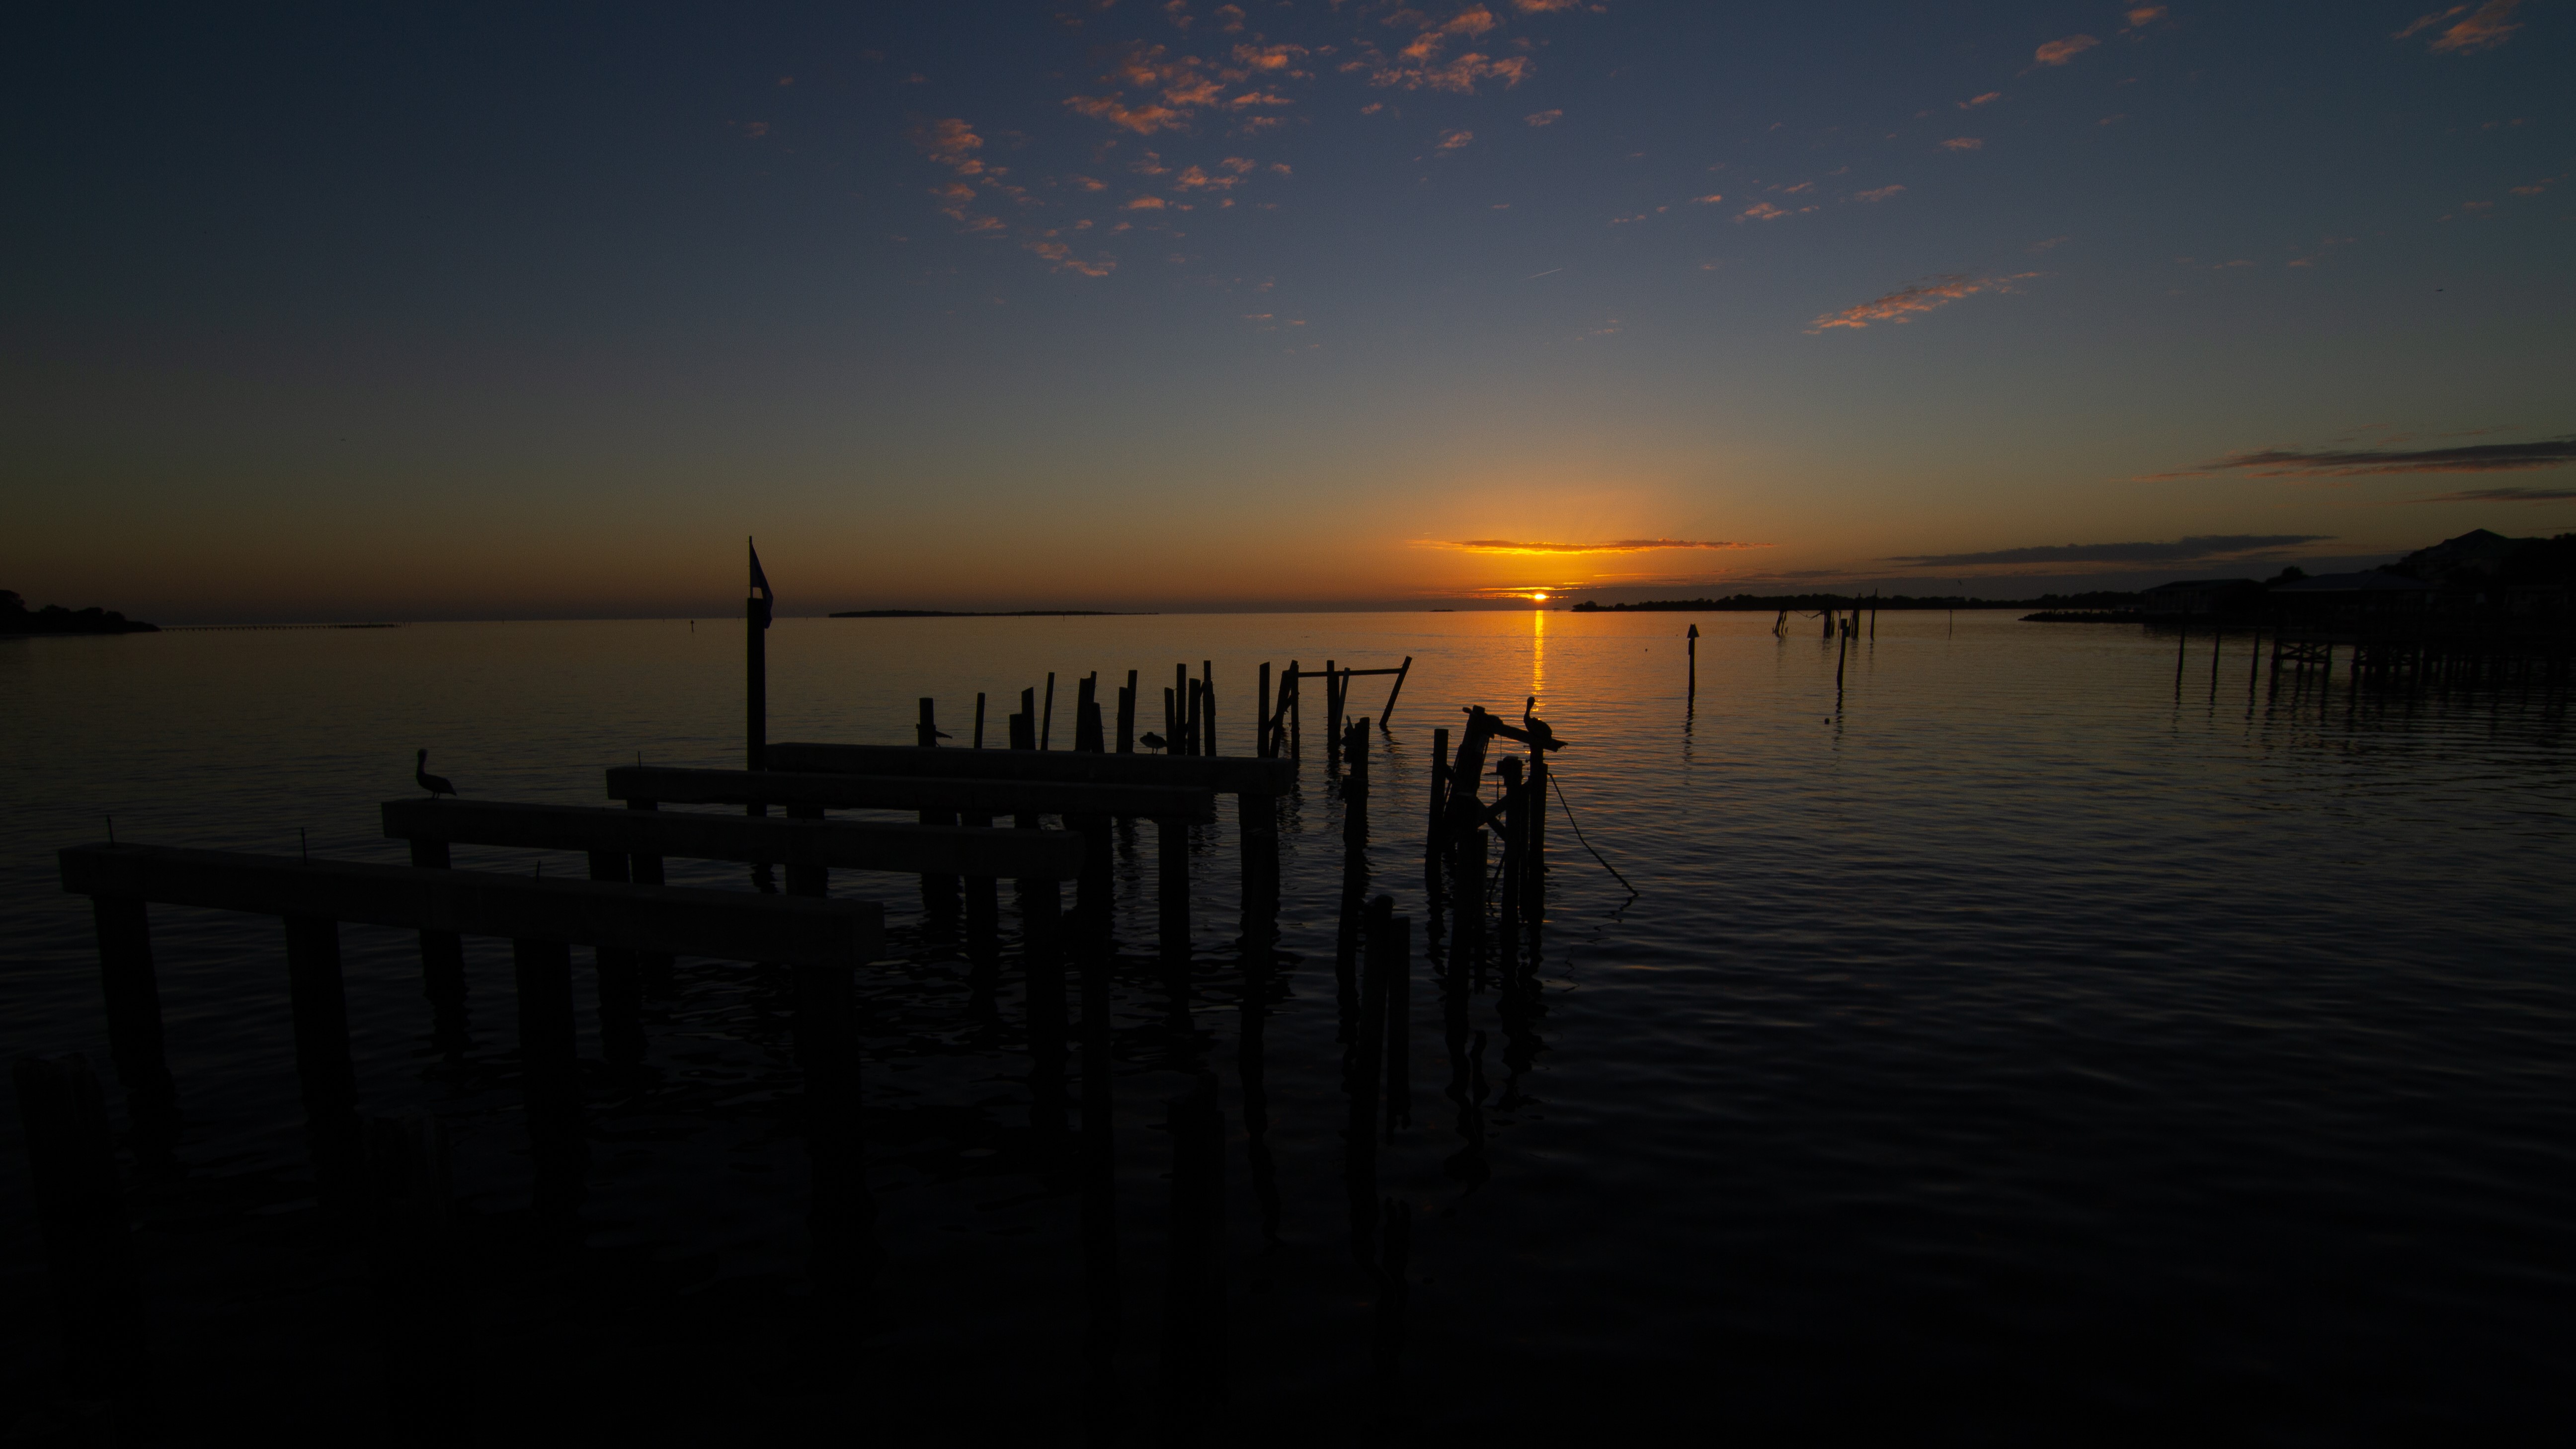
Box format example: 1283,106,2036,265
1140,730,1169,751
414,749,460,799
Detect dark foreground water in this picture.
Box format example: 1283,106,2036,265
2,612,2569,1443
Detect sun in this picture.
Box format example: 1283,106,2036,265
1530,592,1550,602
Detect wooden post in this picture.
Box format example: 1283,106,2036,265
746,597,767,774
1162,1076,1226,1425
1239,791,1278,933
1163,687,1178,754
624,798,673,994
1119,670,1138,754
1324,660,1342,768
90,894,174,1122
587,850,644,1066
2212,620,2224,690
1288,660,1302,759
1687,625,1698,701
1380,656,1413,732
1496,758,1524,950
1187,677,1203,757
974,692,987,749
914,700,957,911
1076,674,1101,752
2175,619,2188,694
1041,672,1057,750
1024,877,1067,1138
285,914,359,1137
1174,664,1189,751
1427,727,1450,896
405,839,468,1040
1202,660,1215,757
1343,718,1370,850
1258,662,1272,757
794,955,871,1292
513,937,576,1075
1381,908,1409,1138
12,1056,148,1413
1159,816,1191,1014
515,936,584,1218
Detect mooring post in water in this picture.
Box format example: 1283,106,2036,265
1426,727,1450,895
1343,718,1371,853
88,892,175,1125
1076,673,1102,753
1287,660,1302,758
1380,655,1413,732
746,538,772,776
1496,758,1524,954
1258,662,1273,758
13,1055,148,1416
1118,670,1137,754
1324,660,1342,768
1040,672,1057,751
974,692,987,749
587,850,645,1066
914,699,958,912
1202,660,1216,756
2175,619,2188,694
1376,904,1411,1139
1186,677,1203,757
1686,624,1699,702
623,797,675,993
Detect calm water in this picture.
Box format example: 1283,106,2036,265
2,612,2569,1441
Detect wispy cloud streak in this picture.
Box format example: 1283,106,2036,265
1434,539,1770,555
2151,436,2576,478
1889,535,2331,567
1808,273,2038,332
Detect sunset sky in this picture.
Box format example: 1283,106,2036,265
6,2,2571,621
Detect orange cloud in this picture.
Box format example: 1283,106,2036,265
2123,5,2167,26
1692,192,1726,204
1437,127,1475,150
1807,273,2039,332
1124,195,1169,210
1526,108,1563,126
909,118,987,175
1740,200,1815,220
2033,34,2099,66
1512,0,1579,10
1939,136,1984,151
1065,93,1191,135
1853,184,1906,201
1959,91,2001,108
1024,239,1116,277
2397,1,2524,53
1231,42,1310,74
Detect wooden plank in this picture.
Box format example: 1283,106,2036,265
61,844,881,966
608,765,1214,823
383,798,1084,880
764,742,1291,798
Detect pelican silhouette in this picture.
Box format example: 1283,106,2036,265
415,749,459,799
1140,730,1169,751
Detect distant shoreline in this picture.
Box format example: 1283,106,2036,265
827,609,1146,618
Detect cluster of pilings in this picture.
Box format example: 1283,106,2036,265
2163,613,2576,711
16,633,1481,1439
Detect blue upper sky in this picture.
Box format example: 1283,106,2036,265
6,2,2570,618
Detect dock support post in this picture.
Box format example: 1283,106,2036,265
12,1055,148,1418
1287,661,1302,759
1158,816,1191,1018
1162,1075,1226,1427
624,798,674,994
1026,878,1067,1138
586,850,644,1067
1324,661,1343,769
514,937,584,1222
285,914,362,1186
1118,671,1137,754
405,840,468,1048
1426,727,1450,899
1527,751,1548,922
91,895,175,1130
795,957,873,1292
1258,662,1272,758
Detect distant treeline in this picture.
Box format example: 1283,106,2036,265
1570,592,2141,613
1,589,157,635
828,609,1135,618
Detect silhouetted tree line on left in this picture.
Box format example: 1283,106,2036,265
0,589,158,635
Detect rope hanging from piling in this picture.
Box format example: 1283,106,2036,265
1544,769,1638,904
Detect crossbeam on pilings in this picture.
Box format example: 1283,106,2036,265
383,798,1084,880
60,844,883,965
764,742,1291,798
606,765,1215,823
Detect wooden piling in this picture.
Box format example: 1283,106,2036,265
1427,727,1450,896
1526,751,1548,920
2175,620,2188,694
1162,1076,1226,1425
974,691,987,749
285,914,359,1135
1041,672,1057,750
1378,906,1409,1138
1380,656,1413,732
1258,662,1273,758
404,839,468,1038
586,850,644,1066
1686,624,1698,701
1287,660,1302,758
1324,660,1342,768
1202,660,1216,756
90,893,174,1121
1159,816,1191,1015
1118,670,1138,754
12,1055,148,1413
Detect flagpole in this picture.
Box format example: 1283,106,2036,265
747,537,769,776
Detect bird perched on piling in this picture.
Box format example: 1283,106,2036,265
414,749,460,799
1140,730,1169,751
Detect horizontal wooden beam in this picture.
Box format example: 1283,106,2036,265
382,799,1083,880
607,765,1215,822
763,742,1292,799
60,845,881,967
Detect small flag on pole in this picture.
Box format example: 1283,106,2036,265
748,538,774,629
